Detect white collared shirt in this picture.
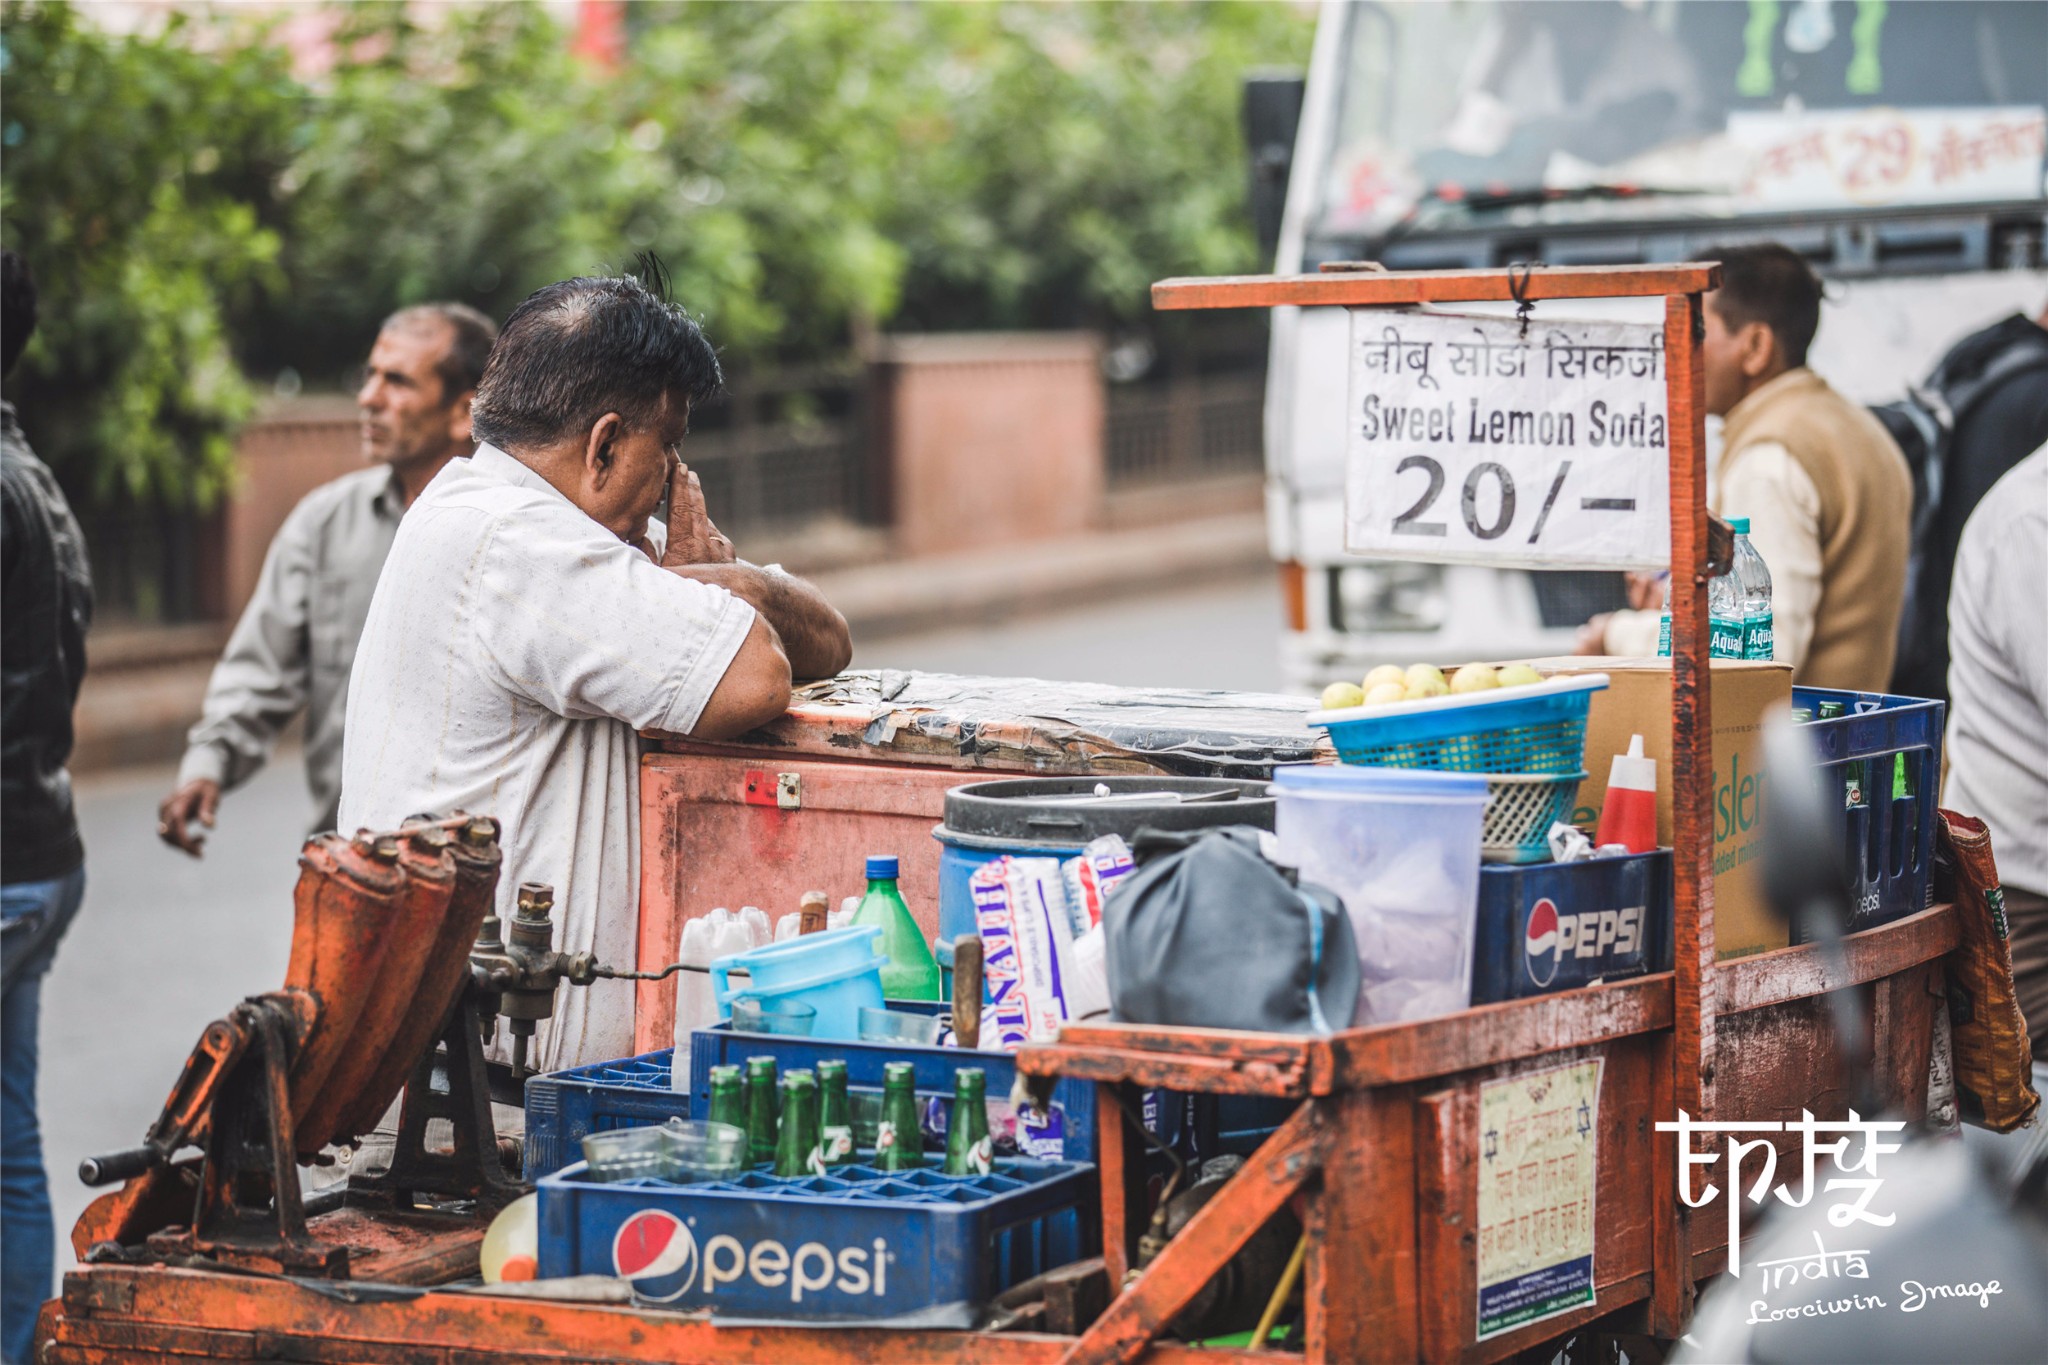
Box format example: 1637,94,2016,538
339,443,755,1070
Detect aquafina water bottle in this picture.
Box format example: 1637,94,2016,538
1729,517,1774,661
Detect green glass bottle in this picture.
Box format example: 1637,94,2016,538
706,1064,745,1133
1817,702,1862,807
744,1056,779,1166
1892,753,1912,801
874,1061,923,1171
943,1068,993,1176
774,1070,823,1178
817,1060,855,1168
850,856,941,1001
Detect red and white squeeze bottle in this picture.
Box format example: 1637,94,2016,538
1594,734,1659,854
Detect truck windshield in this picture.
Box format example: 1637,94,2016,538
1319,0,2048,242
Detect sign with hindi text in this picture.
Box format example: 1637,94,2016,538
1729,106,2046,212
1476,1058,1602,1342
1345,310,1671,569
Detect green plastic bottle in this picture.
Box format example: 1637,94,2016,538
850,855,941,1001
773,1070,823,1178
875,1061,923,1171
817,1060,855,1168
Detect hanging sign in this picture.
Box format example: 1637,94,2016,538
1729,106,2046,211
1476,1058,1602,1342
1344,310,1671,569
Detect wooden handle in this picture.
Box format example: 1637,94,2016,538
798,891,829,936
952,935,984,1049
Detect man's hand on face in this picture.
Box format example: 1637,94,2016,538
658,459,736,568
157,777,221,858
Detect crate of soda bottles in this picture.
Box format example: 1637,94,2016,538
1470,850,1673,1004
1793,687,1944,934
687,1000,1106,1163
535,1060,1095,1324
524,1051,691,1181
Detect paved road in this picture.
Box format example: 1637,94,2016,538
41,574,1284,1276
853,574,1284,692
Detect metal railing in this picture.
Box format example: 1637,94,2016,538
1105,370,1266,487
690,363,874,533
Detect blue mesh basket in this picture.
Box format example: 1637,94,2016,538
1308,674,1609,775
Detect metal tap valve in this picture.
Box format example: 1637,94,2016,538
467,881,597,1079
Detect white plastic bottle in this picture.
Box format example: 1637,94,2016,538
1729,517,1774,661
739,905,771,947
670,916,718,1093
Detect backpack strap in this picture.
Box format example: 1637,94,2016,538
1917,329,2048,532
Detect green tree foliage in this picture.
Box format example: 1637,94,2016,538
1,0,1310,506
0,1,299,504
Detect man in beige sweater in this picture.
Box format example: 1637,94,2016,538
1590,244,1912,690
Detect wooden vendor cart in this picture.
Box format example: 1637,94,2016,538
38,264,1962,1364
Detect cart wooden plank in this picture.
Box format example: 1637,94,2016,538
42,1268,1287,1365
1150,263,1721,311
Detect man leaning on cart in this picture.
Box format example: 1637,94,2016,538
337,265,852,1074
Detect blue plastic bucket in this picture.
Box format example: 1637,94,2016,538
934,829,1076,949
710,925,886,1041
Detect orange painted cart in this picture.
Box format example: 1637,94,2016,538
39,263,1962,1364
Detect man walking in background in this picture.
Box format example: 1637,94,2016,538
156,303,496,851
2,249,94,1365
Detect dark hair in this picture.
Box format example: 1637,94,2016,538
1706,242,1823,369
2,249,38,379
469,264,721,450
384,302,498,400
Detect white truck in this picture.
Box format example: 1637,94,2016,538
1254,0,2048,689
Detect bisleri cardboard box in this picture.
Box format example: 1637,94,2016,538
1522,656,1794,962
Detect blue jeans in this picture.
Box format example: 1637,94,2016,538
2,868,86,1365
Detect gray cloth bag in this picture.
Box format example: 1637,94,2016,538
1103,826,1361,1034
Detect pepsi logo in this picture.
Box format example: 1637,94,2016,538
1524,897,1561,987
612,1209,698,1302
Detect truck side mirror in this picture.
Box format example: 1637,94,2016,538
1242,71,1306,268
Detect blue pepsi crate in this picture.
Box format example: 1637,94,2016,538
536,1156,1095,1325
1793,687,1944,935
1471,850,1674,1003
688,1000,1108,1164
524,1051,689,1181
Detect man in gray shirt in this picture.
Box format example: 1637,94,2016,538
157,303,497,852
1943,446,2048,1048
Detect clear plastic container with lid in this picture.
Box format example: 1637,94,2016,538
1271,765,1487,1026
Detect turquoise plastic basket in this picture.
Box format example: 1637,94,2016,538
1307,675,1609,776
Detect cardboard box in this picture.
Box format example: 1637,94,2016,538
1521,657,1793,961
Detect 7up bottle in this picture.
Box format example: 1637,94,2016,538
773,1070,824,1177
817,1059,856,1168
875,1061,923,1171
943,1068,993,1176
